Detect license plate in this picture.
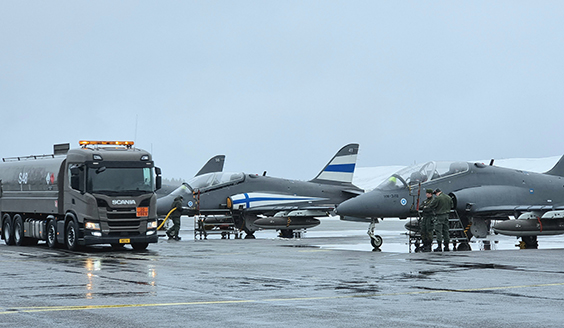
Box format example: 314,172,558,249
119,238,130,244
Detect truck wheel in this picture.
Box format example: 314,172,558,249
131,242,149,251
2,215,14,246
47,220,58,248
65,220,79,251
13,215,24,246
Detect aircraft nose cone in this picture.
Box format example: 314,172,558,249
336,194,373,218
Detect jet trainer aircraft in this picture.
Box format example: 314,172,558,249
157,144,363,238
156,155,225,198
335,155,564,249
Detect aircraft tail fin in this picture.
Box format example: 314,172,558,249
545,155,564,177
196,155,225,176
309,143,359,185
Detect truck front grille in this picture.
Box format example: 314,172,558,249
105,208,141,230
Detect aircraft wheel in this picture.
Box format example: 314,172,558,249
280,229,293,238
521,236,538,249
65,220,79,251
2,215,14,246
456,243,472,251
131,242,149,251
13,215,24,246
370,235,383,248
47,220,58,248
244,233,256,239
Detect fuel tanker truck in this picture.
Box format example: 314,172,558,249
0,141,162,251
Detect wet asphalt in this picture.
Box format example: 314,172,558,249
1,217,563,328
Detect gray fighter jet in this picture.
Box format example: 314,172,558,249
157,144,363,238
156,155,225,198
335,156,564,249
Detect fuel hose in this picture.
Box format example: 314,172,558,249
157,207,176,230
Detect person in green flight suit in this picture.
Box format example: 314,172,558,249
166,195,184,241
430,188,453,252
419,189,435,252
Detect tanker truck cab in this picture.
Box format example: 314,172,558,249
0,141,162,251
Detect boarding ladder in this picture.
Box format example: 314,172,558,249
447,210,471,251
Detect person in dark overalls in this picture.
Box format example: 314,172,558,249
431,188,453,252
419,189,435,252
166,195,183,241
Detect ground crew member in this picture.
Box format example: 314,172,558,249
197,217,208,240
419,188,435,252
166,195,183,241
430,188,453,252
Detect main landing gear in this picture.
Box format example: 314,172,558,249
519,235,538,249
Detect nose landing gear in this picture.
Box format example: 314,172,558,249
368,218,383,251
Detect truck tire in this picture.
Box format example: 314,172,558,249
47,220,58,248
2,215,14,246
13,215,24,246
65,220,79,251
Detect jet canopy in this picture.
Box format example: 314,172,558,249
377,161,469,190
187,172,245,191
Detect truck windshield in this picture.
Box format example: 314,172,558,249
87,167,154,195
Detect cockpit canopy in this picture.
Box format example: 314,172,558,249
187,172,245,191
377,161,469,190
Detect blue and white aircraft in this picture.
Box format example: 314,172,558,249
157,144,363,238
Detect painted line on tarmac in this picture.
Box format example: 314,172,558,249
2,281,564,315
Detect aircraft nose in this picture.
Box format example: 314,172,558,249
336,193,374,218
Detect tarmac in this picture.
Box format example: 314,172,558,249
1,217,563,327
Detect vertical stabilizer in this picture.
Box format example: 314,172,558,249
196,155,225,176
545,155,564,177
310,143,359,185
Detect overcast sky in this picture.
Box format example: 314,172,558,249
1,1,563,181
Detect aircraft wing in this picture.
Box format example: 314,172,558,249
243,205,335,215
342,189,364,196
470,205,564,217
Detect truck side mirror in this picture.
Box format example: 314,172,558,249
70,167,80,176
70,165,83,191
70,175,80,190
155,167,162,191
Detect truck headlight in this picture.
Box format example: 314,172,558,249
147,220,157,229
85,222,101,230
